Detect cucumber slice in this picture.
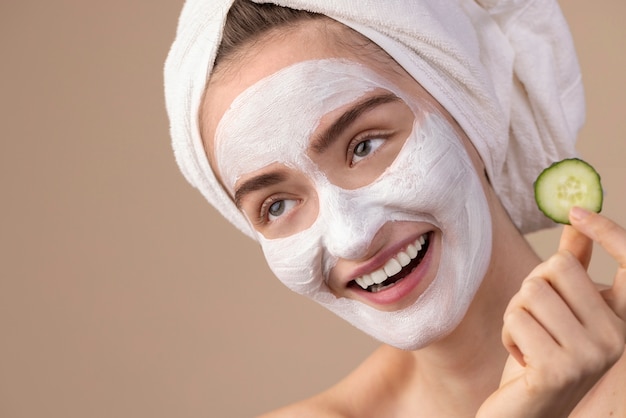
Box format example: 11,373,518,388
534,158,603,224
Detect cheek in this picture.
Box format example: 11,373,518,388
259,223,332,295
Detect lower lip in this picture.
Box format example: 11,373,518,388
355,236,435,308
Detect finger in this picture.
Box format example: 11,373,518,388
569,207,626,269
509,277,588,348
502,307,560,368
528,251,616,332
569,207,626,319
559,224,593,270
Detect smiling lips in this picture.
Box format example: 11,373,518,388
352,233,430,293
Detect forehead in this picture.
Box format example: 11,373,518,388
214,59,412,192
200,19,399,172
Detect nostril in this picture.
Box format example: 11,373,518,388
317,183,387,260
325,233,371,260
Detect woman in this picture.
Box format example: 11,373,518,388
164,0,626,416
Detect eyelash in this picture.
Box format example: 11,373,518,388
256,195,297,225
347,131,390,166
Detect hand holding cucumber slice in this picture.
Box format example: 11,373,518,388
534,158,603,224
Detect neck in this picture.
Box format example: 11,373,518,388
405,199,543,415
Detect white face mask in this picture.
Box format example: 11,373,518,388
215,59,492,350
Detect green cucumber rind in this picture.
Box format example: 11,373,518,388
533,158,603,225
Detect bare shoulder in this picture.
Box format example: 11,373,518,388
254,376,352,418
257,344,413,418
256,394,346,418
572,347,626,417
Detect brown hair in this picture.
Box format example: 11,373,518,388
214,0,325,70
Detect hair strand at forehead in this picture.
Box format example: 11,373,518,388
215,0,324,70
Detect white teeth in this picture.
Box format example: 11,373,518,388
396,251,411,267
354,273,374,290
355,276,366,289
383,258,402,277
362,273,374,287
352,234,429,290
371,269,387,285
407,244,418,259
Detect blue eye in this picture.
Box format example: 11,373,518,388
267,199,297,221
354,140,372,157
268,200,285,217
352,137,385,164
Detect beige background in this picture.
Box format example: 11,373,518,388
1,1,624,417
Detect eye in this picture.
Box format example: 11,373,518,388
351,137,385,165
263,198,298,222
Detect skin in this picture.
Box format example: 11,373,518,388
202,19,626,418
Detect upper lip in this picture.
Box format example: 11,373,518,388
342,230,431,288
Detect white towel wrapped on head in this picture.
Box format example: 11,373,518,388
164,0,584,236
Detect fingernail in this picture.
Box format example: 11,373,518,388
570,206,591,221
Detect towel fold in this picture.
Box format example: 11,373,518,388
164,0,584,236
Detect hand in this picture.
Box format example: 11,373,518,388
477,208,626,418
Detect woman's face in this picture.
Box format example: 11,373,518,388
201,20,493,350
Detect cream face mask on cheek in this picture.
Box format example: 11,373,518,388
215,59,492,350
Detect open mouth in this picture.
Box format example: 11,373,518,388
350,232,431,293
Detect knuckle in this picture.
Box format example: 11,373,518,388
549,250,579,272
503,307,523,327
519,276,550,300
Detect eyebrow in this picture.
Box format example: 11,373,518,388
310,92,401,154
234,171,287,209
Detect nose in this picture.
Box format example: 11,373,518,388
318,184,387,260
